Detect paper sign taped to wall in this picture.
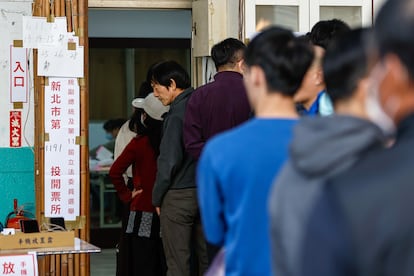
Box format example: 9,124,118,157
10,46,29,102
22,16,67,49
37,46,84,77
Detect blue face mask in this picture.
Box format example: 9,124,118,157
105,133,113,140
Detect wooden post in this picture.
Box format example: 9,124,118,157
33,0,90,275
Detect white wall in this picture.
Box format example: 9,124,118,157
0,1,34,147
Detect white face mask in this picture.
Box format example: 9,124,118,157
365,63,396,136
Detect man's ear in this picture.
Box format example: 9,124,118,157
169,79,177,91
237,59,245,74
387,54,410,86
314,67,325,86
250,65,266,88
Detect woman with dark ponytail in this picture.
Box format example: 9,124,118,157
110,93,169,276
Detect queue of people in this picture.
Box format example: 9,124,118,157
106,0,414,274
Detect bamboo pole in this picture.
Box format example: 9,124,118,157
55,0,60,16
78,0,90,274
60,0,65,17
66,0,73,33
34,0,90,274
68,254,74,276
72,0,79,36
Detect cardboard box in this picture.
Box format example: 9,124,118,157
0,231,74,250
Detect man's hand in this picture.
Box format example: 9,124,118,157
156,207,161,215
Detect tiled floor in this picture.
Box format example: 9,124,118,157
90,248,117,276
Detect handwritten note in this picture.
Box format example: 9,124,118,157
22,16,67,49
37,45,84,77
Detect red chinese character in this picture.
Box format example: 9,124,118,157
51,119,61,129
68,198,74,204
68,128,74,134
51,204,61,214
68,149,75,155
51,191,61,202
68,79,74,85
68,178,74,185
14,76,25,87
2,262,15,274
68,108,75,115
51,94,61,104
68,188,74,195
68,159,74,166
68,208,74,214
51,166,61,176
68,88,75,95
68,98,75,105
51,179,61,189
51,81,61,91
13,61,25,73
51,107,61,116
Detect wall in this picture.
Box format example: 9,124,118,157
0,1,34,223
89,9,192,38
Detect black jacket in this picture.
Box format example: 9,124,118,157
152,87,195,206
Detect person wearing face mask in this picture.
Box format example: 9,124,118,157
298,0,414,275
109,93,169,276
268,27,387,276
89,118,127,165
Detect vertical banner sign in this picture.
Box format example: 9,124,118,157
10,111,22,147
44,78,80,220
10,46,29,102
0,253,38,276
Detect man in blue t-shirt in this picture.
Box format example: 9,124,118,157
197,27,314,276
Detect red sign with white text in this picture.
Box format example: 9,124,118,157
10,111,22,147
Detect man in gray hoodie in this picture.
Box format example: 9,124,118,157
268,28,386,276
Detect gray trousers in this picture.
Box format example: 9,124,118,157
160,188,209,276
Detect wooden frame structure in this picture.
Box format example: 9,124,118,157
33,0,90,275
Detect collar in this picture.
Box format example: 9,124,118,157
214,71,243,81
397,113,414,139
170,87,194,108
305,90,326,116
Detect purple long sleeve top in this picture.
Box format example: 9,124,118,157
184,71,251,160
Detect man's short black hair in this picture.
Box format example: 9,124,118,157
310,19,351,49
211,38,246,70
375,0,414,79
244,26,314,96
103,118,126,132
323,28,371,104
151,60,191,89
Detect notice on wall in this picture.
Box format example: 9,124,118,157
10,111,22,147
22,16,67,49
44,78,80,220
0,252,38,276
37,45,84,78
10,46,29,102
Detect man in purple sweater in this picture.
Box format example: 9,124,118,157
183,38,251,161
